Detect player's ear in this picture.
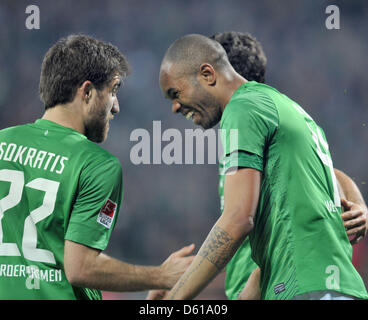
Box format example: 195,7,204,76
80,81,94,104
199,63,216,86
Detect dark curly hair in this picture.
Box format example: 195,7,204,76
39,34,130,110
210,31,267,83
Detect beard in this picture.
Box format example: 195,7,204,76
84,100,109,143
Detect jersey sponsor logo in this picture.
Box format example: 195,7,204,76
97,199,117,229
274,282,286,295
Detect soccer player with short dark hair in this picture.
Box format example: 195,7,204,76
0,34,194,299
210,31,368,300
158,34,368,300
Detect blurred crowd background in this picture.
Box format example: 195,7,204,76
0,0,367,299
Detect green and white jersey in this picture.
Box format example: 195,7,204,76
220,81,368,300
0,119,123,300
219,161,257,300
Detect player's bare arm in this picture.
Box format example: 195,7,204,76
335,168,368,244
64,240,195,292
165,168,261,300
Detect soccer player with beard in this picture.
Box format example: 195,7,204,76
210,31,368,300
0,35,194,299
158,34,368,300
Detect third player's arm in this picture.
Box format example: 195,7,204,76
165,168,261,300
335,168,368,243
335,169,367,207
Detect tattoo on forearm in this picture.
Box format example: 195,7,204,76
169,225,238,299
168,257,204,299
198,225,236,270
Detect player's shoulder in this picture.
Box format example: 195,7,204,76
0,123,33,136
87,141,120,163
223,81,279,124
227,82,273,109
83,140,120,164
235,81,281,103
81,140,122,172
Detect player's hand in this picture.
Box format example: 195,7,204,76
146,289,169,300
340,198,368,245
159,243,195,289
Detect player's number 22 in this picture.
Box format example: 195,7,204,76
0,169,59,264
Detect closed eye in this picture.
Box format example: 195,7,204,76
166,88,179,100
112,81,121,96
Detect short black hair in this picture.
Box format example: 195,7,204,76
162,34,230,76
210,31,267,83
39,34,130,110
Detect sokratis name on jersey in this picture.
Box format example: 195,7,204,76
0,141,68,175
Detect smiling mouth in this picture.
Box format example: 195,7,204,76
185,111,194,120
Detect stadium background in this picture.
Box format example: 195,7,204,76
0,0,367,299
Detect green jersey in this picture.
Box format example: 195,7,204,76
220,81,368,300
219,161,257,300
0,119,123,300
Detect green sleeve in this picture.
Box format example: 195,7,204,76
224,151,263,172
220,91,278,171
65,155,123,251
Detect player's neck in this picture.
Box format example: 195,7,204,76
220,73,247,112
42,104,85,135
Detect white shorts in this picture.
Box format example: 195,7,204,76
292,290,356,300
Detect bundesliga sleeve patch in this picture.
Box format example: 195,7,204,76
97,199,117,229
